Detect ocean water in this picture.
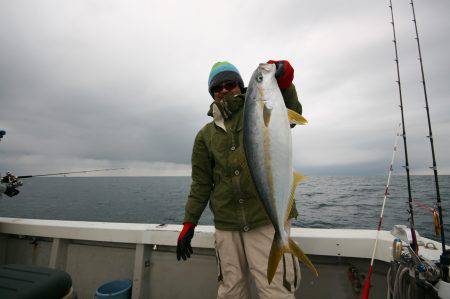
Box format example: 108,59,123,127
0,176,449,242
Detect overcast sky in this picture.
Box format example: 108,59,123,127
0,0,449,176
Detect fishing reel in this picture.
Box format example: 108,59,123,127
388,226,449,298
389,241,441,298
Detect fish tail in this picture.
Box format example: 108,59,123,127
267,232,283,284
267,234,318,284
288,237,318,277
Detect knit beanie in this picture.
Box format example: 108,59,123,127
208,61,244,97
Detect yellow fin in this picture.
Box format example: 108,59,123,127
293,171,305,187
288,237,318,277
285,172,306,221
267,233,283,284
287,109,308,125
267,232,318,284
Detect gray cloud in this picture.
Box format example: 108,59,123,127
1,0,449,176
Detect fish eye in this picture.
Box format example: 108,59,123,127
256,74,263,83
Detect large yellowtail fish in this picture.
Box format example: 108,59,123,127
243,63,318,284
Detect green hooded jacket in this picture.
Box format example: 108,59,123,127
184,84,303,231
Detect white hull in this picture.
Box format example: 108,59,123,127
0,217,444,298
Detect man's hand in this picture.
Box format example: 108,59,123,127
176,222,196,261
267,60,294,89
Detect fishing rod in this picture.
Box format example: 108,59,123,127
361,123,401,299
388,0,418,254
17,168,126,179
1,168,125,196
408,0,449,277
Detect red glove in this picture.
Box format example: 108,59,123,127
176,222,196,261
267,60,294,89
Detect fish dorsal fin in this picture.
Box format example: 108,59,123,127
293,171,305,187
263,102,273,127
285,171,306,221
287,109,308,125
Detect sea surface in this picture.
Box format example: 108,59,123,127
0,176,449,242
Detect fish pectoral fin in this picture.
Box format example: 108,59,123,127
263,102,273,127
285,171,306,221
267,233,283,284
287,109,308,125
288,237,318,277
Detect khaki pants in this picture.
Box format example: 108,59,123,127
214,223,301,299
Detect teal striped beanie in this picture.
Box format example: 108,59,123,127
208,61,244,96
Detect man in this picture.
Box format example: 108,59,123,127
0,173,20,197
177,61,303,298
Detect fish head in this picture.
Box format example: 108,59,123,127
246,63,277,104
255,63,277,85
258,62,276,75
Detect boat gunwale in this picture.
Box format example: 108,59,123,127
0,217,444,262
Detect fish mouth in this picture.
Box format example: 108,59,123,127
258,63,276,74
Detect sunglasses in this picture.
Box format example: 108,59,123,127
211,81,238,93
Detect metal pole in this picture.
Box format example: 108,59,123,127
388,0,418,253
409,0,449,276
